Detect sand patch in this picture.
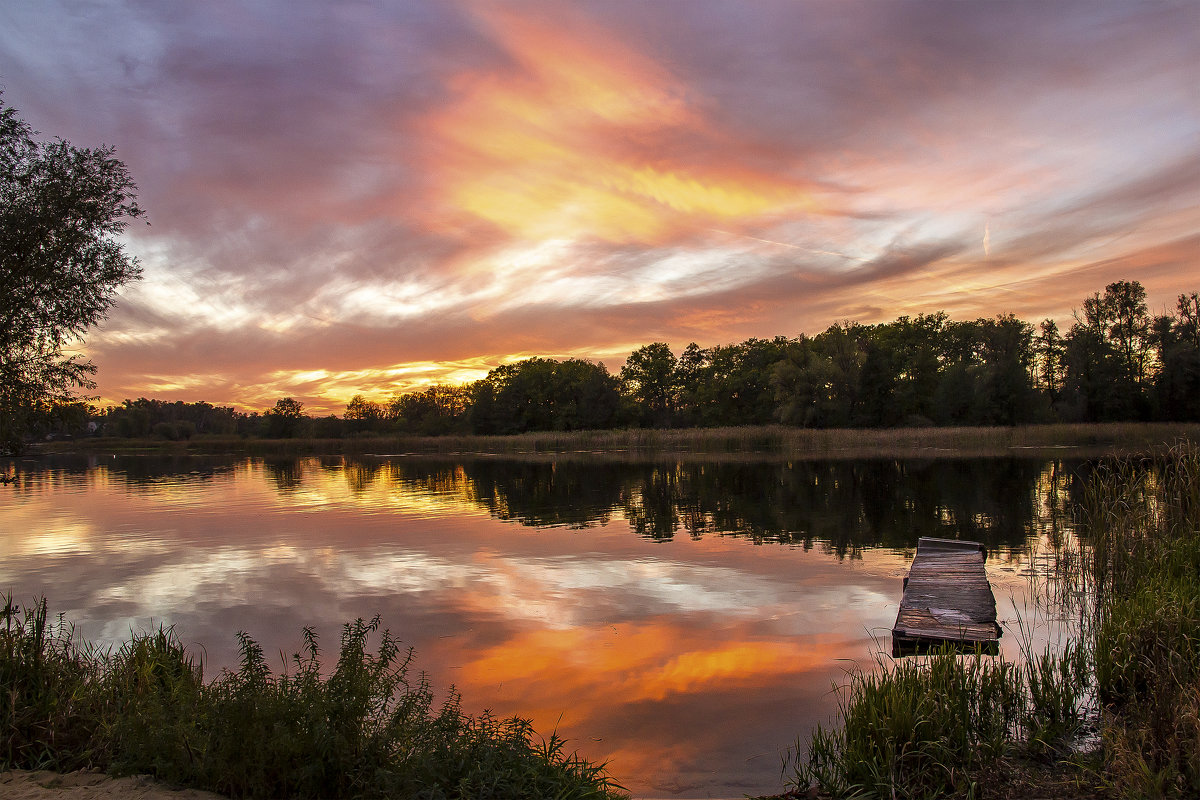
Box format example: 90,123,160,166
0,771,227,800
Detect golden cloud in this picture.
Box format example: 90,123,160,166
423,5,818,245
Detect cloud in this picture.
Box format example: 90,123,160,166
3,0,1197,409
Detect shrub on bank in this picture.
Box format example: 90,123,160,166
0,599,625,799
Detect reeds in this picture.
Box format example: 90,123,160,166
1082,442,1200,797
790,641,1092,800
50,421,1200,461
0,599,626,799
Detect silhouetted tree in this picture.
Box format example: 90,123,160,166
1034,319,1065,406
1154,293,1200,420
620,342,678,427
390,385,471,435
1062,280,1154,421
344,394,383,434
264,397,305,438
0,94,144,453
470,358,619,434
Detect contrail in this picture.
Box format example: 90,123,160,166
983,221,991,258
707,228,869,262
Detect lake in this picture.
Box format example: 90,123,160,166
0,453,1086,798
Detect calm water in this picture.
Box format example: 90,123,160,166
0,454,1084,798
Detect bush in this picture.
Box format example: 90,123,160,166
1,599,625,799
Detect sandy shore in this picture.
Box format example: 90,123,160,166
0,771,227,800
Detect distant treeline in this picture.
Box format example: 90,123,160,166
85,280,1197,440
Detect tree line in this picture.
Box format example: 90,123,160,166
83,279,1197,441
335,279,1197,435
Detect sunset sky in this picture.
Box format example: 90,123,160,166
3,1,1198,413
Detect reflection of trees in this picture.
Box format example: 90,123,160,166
11,453,1084,557
342,460,383,495
264,459,304,493
380,459,622,529
440,458,1063,555
6,454,238,495
376,457,1067,555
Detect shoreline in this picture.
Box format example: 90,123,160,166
21,421,1200,462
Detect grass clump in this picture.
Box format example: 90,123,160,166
0,596,99,770
0,601,625,800
790,642,1092,800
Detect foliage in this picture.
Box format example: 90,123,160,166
388,384,472,435
0,596,98,770
0,94,144,454
264,397,305,438
470,358,620,435
620,342,678,427
0,598,626,799
81,279,1199,442
790,643,1090,800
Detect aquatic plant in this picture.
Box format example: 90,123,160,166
1083,442,1200,797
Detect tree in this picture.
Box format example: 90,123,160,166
469,358,619,434
620,343,678,427
1034,319,1065,404
264,397,305,438
344,394,383,434
1154,293,1200,421
1,95,144,453
389,384,472,435
1064,280,1154,421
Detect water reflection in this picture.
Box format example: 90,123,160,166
0,453,1085,798
341,456,1060,553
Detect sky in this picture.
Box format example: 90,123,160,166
2,0,1198,414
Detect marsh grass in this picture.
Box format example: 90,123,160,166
1083,442,1200,797
0,596,98,770
0,602,625,800
790,639,1092,800
43,421,1200,460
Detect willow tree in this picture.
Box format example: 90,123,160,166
0,95,144,453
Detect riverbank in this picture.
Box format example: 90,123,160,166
26,421,1200,461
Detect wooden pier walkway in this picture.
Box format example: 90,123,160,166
891,537,1002,657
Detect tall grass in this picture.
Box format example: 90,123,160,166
1083,442,1200,797
0,600,625,799
790,641,1092,800
50,421,1200,460
0,596,98,770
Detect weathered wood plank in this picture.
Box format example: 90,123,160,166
891,537,1002,657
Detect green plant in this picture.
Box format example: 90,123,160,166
0,594,97,770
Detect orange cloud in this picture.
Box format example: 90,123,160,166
423,5,818,245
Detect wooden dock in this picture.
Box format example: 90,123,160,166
891,537,1002,657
